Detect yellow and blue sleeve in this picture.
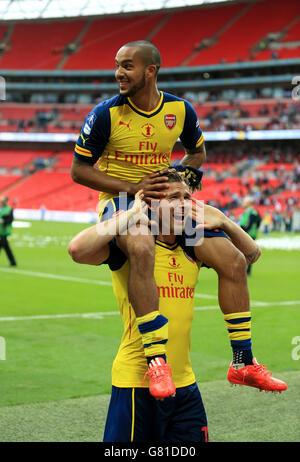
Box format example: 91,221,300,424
180,100,204,150
73,99,115,164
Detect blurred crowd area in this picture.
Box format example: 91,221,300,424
198,100,300,132
198,141,300,229
2,85,299,134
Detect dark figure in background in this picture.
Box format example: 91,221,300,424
240,197,261,276
0,196,17,266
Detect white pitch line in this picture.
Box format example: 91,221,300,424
0,267,113,287
194,293,217,300
251,300,300,307
0,267,299,323
195,306,220,311
1,300,300,322
195,301,300,311
0,267,217,300
0,311,119,322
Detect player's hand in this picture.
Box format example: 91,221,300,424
191,199,262,264
128,190,159,232
190,199,225,230
129,190,149,225
131,190,147,214
173,165,203,192
135,172,169,202
202,203,226,229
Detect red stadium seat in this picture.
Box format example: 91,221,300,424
189,0,300,65
0,174,23,191
0,150,54,168
151,3,243,67
63,14,164,70
0,20,86,70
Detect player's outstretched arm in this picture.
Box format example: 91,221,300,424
192,200,261,265
68,191,146,265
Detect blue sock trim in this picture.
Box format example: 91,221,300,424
146,354,167,365
226,317,251,325
143,339,168,348
138,314,168,334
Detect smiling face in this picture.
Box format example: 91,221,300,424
115,45,157,97
115,46,146,97
158,181,192,236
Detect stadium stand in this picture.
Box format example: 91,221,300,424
0,143,298,219
1,98,299,133
253,6,300,61
0,150,54,170
0,0,299,227
188,0,300,65
0,0,299,70
52,151,74,170
0,24,7,41
0,20,86,70
1,170,99,211
62,14,165,70
149,3,244,67
0,174,23,191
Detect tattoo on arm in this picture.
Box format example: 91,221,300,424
246,247,260,264
181,143,206,168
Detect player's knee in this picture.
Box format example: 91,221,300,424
230,250,247,281
68,241,81,263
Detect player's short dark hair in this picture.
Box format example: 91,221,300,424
123,40,161,75
155,169,189,186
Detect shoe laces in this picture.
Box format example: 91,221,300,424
143,361,169,384
252,363,272,377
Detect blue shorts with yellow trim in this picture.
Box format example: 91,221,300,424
99,195,227,242
103,383,208,443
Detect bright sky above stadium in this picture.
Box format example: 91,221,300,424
0,0,234,20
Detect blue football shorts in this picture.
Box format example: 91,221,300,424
103,382,208,443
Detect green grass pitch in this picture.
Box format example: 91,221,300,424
0,220,299,442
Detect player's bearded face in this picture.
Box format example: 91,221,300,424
119,71,147,97
115,46,148,97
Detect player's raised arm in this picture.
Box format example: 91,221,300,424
179,99,206,169
180,142,206,169
172,100,205,191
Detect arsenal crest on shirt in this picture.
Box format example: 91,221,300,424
164,114,176,130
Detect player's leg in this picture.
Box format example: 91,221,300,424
3,236,17,266
158,383,209,443
116,230,176,399
100,197,175,398
195,236,253,365
195,236,287,392
116,229,158,318
103,387,155,442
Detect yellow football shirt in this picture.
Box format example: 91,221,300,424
105,239,201,389
74,91,204,205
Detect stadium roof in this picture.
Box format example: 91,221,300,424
0,0,235,20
